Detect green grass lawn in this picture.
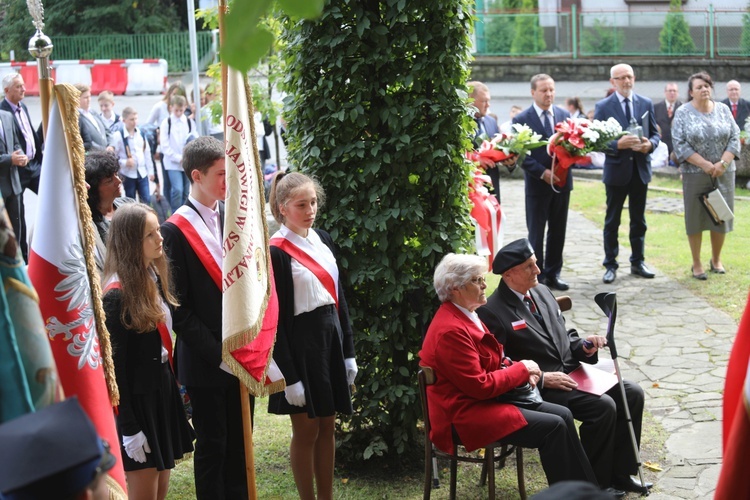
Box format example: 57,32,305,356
571,177,750,321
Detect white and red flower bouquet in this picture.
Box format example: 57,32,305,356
547,117,625,188
468,124,548,167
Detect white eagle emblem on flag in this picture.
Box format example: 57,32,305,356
46,243,100,370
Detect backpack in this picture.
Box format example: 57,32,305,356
139,123,159,156
167,116,192,137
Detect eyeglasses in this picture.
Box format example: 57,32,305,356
469,276,486,286
612,75,634,81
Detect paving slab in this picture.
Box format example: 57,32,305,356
497,178,736,499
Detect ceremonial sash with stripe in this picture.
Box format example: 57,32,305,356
270,233,339,310
167,205,222,290
102,279,174,370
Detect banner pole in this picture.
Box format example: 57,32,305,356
26,0,53,138
219,2,258,499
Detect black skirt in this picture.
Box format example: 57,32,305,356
268,305,353,418
118,362,196,471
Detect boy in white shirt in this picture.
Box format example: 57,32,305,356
160,95,197,211
113,106,154,203
98,91,120,131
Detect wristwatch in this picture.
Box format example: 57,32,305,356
721,160,730,169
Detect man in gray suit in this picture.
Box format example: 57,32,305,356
1,73,43,194
73,83,115,153
653,82,681,156
0,109,29,261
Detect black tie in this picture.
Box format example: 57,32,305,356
543,110,554,137
524,294,544,325
624,97,632,122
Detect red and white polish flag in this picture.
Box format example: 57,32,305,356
27,85,127,499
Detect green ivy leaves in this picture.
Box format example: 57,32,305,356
280,0,477,461
222,0,323,72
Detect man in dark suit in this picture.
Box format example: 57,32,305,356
512,74,571,291
73,83,115,153
594,64,660,284
1,73,43,194
0,108,29,261
469,81,502,202
477,238,650,497
653,82,681,156
161,136,250,499
721,80,750,131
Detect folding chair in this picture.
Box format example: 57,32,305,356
418,366,526,500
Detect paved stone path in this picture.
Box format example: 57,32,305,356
498,177,734,499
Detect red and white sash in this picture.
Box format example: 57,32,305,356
270,228,339,309
167,205,223,290
102,275,174,370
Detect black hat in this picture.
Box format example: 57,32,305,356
492,238,535,274
0,398,116,500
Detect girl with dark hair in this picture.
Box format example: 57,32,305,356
84,150,133,273
103,202,194,499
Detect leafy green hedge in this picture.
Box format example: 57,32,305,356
280,0,476,459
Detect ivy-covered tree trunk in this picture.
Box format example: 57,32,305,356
280,0,475,459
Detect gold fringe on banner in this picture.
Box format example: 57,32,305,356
220,74,284,397
55,84,120,407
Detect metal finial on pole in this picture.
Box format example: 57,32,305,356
26,0,54,138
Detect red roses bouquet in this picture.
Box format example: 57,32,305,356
547,117,626,188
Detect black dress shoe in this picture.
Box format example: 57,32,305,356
612,475,653,493
603,268,616,284
603,486,626,498
546,276,569,291
630,262,655,279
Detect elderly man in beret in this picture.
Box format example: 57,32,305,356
0,398,116,500
477,238,649,497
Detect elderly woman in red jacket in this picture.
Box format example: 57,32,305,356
419,253,597,487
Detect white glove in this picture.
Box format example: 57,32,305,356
345,358,358,386
123,431,151,463
284,381,306,407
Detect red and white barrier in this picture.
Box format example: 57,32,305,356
0,59,168,96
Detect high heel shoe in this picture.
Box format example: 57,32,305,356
692,266,708,280
710,260,726,274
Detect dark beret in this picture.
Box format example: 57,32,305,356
0,398,115,500
492,238,535,274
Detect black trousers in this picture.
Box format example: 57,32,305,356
187,380,255,500
542,380,645,488
502,401,597,486
3,193,27,262
603,173,649,270
487,164,501,204
525,189,570,281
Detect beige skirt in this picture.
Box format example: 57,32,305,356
682,171,735,234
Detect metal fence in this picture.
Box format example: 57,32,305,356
53,31,216,72
474,6,748,58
